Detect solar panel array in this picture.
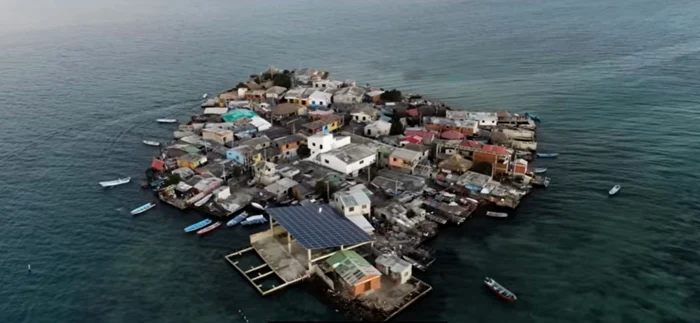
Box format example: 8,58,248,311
267,205,373,249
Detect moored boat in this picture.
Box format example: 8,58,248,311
484,277,517,302
226,212,249,227
609,184,621,196
524,112,540,122
184,219,212,233
486,211,508,218
534,167,547,174
536,153,559,158
131,202,156,215
202,93,208,99
250,202,265,211
197,221,222,236
156,118,177,123
143,140,160,147
241,215,267,226
194,194,213,207
100,177,131,188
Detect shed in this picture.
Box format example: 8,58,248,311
375,254,412,284
326,250,382,296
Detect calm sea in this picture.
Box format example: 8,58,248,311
1,0,699,322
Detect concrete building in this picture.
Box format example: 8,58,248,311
375,254,412,285
332,86,366,104
424,117,479,136
265,86,287,100
388,148,424,173
264,178,299,199
201,128,233,146
273,134,307,159
364,120,391,138
312,79,343,89
350,105,379,123
308,88,334,107
445,111,498,127
333,190,371,217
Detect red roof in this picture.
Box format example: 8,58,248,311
151,159,165,171
481,144,510,156
403,135,423,145
406,108,419,117
460,140,481,149
441,130,465,140
404,130,436,140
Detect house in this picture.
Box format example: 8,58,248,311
240,135,272,151
274,134,307,159
438,154,473,174
201,128,233,146
332,86,366,104
513,158,528,176
221,109,259,123
473,144,512,175
282,87,318,106
264,178,299,199
316,143,377,175
333,190,371,217
312,79,343,89
445,111,498,127
272,103,307,121
375,254,412,285
249,116,272,132
326,250,382,296
265,86,287,101
245,89,267,101
301,115,343,135
424,117,480,136
225,145,262,166
295,68,328,84
307,107,335,120
364,120,391,138
176,154,207,170
308,88,334,107
307,133,351,156
366,90,385,103
350,104,379,123
388,148,425,173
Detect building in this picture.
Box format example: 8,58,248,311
375,254,412,285
438,154,473,174
308,88,334,107
176,154,207,170
366,90,385,103
350,104,379,123
221,109,259,123
307,133,350,156
226,145,262,166
332,86,366,104
513,158,528,176
473,144,512,175
282,87,315,106
307,107,335,120
300,115,343,135
240,135,272,151
424,117,479,136
316,143,377,175
311,79,343,89
264,178,299,199
388,148,424,173
201,128,234,146
364,120,391,138
333,190,371,217
245,89,267,101
272,103,307,121
326,250,382,296
202,107,228,117
273,134,307,159
249,116,272,132
295,68,328,84
265,86,288,100
445,111,498,127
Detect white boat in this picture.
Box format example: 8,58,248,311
202,93,208,99
250,202,265,211
142,140,160,147
194,194,212,207
534,167,547,174
486,211,508,218
99,177,131,188
484,277,517,302
156,118,177,123
131,202,156,215
609,185,621,196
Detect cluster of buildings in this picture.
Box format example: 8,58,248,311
145,67,549,321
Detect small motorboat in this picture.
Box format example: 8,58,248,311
193,194,212,207
241,215,267,226
609,184,621,196
524,112,540,122
143,140,160,147
197,221,222,236
184,219,212,233
250,202,265,211
99,177,131,188
202,93,208,100
534,167,547,174
131,202,156,215
486,211,508,218
536,153,559,158
484,277,517,302
156,118,177,123
226,212,249,227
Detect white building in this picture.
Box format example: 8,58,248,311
264,178,299,199
308,89,333,107
375,254,412,284
332,86,366,104
333,190,371,217
350,105,379,123
445,111,498,127
316,144,377,176
201,128,233,145
306,133,351,157
312,79,343,90
364,120,391,138
249,116,272,132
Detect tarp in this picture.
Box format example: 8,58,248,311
465,184,482,192
221,109,258,123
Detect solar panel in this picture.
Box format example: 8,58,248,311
267,205,373,249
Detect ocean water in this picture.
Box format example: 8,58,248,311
1,0,700,322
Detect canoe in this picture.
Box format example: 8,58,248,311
609,185,621,196
486,211,508,218
184,219,212,233
484,277,517,302
536,153,559,158
250,202,265,211
197,221,222,236
241,215,267,226
143,140,160,147
193,194,212,207
100,177,131,188
226,212,248,227
534,167,547,174
131,202,156,215
156,118,177,123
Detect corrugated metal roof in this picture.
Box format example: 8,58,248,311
326,250,381,286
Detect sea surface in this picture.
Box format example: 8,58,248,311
1,0,700,322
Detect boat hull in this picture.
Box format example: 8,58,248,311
197,222,222,236
131,203,155,215
100,177,131,187
486,211,508,218
184,219,212,233
484,277,517,303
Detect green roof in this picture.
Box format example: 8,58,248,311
221,109,258,123
326,250,381,286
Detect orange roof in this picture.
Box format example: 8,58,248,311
481,144,510,156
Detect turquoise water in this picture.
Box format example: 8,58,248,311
1,0,700,322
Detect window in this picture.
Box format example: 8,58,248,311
320,145,323,149
312,101,316,105
364,280,372,291
362,116,366,121
312,142,316,147
359,160,364,164
349,207,355,212
392,157,397,162
322,84,326,88
362,205,367,209
325,159,329,164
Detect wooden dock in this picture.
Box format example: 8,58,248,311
225,246,307,296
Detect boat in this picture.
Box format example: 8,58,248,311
226,212,249,227
197,221,222,236
534,167,547,174
241,215,267,226
486,211,508,218
524,112,540,122
142,140,160,147
536,153,559,158
484,277,517,302
202,93,208,99
99,177,131,188
250,202,265,211
193,194,212,207
131,202,156,215
156,118,177,123
609,184,621,196
149,179,164,188
184,219,212,233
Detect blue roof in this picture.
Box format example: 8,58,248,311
266,205,373,250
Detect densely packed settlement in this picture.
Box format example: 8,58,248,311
141,67,551,321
